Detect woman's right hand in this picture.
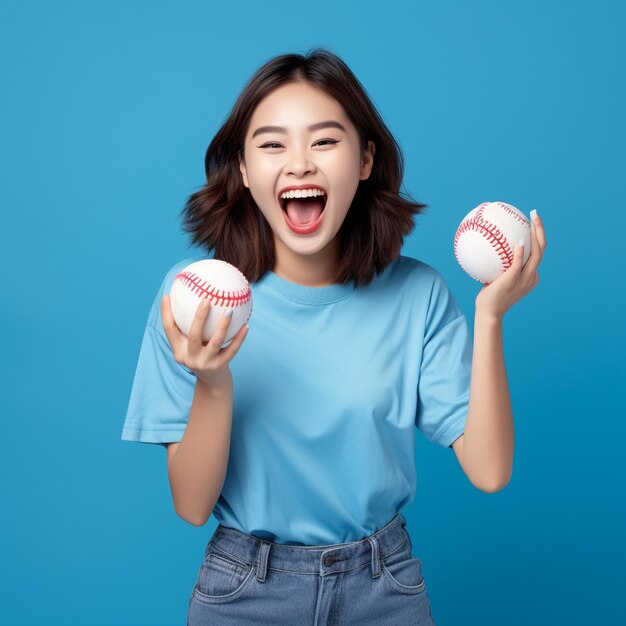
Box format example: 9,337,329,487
160,294,249,389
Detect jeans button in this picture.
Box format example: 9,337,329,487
324,556,335,566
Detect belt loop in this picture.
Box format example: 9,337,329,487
367,536,381,579
256,540,271,582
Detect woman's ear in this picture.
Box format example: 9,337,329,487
359,141,375,181
239,156,250,188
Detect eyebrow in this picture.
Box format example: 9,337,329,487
251,120,347,139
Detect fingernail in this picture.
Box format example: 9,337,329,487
224,309,233,318
200,298,209,309
519,239,525,246
530,209,538,220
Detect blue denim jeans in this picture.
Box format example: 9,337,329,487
187,512,436,625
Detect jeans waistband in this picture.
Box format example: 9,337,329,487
206,512,410,581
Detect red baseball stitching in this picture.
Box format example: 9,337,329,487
494,202,530,227
173,271,251,308
453,204,514,281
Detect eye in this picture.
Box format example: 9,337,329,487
258,139,339,150
315,139,339,147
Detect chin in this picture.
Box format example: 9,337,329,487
283,238,331,256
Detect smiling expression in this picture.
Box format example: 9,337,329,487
239,81,375,273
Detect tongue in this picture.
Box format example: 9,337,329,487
285,198,324,225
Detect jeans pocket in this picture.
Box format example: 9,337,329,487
380,539,427,595
193,548,256,604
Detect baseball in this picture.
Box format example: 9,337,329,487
169,259,253,348
454,201,532,284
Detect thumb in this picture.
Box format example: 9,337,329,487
510,239,526,273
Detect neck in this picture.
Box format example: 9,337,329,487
273,237,340,287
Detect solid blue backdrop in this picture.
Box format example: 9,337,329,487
1,1,623,624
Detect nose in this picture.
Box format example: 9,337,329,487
285,145,316,177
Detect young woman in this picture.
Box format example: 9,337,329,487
122,49,546,625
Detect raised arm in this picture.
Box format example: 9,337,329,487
453,210,546,492
166,375,234,525
160,293,249,525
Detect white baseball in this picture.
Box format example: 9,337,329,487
169,259,253,348
454,201,532,284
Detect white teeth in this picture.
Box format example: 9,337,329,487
280,188,326,199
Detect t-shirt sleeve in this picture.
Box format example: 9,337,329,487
415,271,472,449
121,261,199,446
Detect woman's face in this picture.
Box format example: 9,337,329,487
239,81,375,275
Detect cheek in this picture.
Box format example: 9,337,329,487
247,166,275,193
244,151,276,176
331,162,362,203
249,165,282,196
249,186,272,211
331,151,363,182
246,180,279,220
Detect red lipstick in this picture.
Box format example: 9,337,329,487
278,185,327,235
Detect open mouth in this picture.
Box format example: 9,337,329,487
279,191,327,227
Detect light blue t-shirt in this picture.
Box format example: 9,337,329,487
121,253,472,545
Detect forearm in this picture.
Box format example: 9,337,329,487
461,312,514,491
168,374,233,525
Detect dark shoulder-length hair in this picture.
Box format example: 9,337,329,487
179,47,427,287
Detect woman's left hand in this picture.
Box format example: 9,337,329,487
474,210,547,320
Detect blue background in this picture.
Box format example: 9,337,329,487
2,1,623,624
